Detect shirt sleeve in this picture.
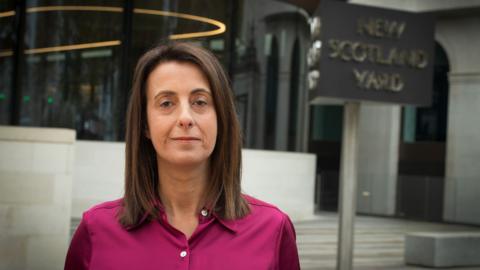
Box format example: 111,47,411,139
276,214,300,270
64,212,92,270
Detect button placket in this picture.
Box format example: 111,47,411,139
179,245,190,270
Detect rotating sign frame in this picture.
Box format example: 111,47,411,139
311,0,435,106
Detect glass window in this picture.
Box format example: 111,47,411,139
0,1,16,124
310,105,343,142
5,0,311,146
402,42,449,143
131,0,230,68
7,0,231,141
20,0,124,140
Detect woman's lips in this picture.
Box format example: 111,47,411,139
171,137,201,141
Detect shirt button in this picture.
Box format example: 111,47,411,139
201,209,208,217
180,250,187,258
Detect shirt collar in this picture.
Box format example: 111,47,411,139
124,209,155,231
212,212,238,233
125,200,238,234
124,199,163,231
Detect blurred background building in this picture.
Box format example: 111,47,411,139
1,0,479,229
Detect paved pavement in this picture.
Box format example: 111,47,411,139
295,212,480,270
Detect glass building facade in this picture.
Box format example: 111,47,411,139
1,0,310,147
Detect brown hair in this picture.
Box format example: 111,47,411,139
119,42,250,227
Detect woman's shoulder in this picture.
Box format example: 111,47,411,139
241,194,291,224
243,194,279,209
81,198,124,226
85,198,123,213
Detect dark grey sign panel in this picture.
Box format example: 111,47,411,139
312,0,435,106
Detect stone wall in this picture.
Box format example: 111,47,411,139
71,141,124,218
0,126,75,270
242,149,316,220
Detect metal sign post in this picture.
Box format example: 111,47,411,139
309,2,435,269
336,102,360,270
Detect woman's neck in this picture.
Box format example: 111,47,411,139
157,161,208,219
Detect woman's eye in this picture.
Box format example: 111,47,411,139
193,99,208,106
159,101,173,108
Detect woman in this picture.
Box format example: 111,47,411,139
65,42,300,270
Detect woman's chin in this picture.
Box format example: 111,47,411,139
158,155,209,168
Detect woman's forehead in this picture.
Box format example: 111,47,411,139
152,61,207,79
146,61,211,96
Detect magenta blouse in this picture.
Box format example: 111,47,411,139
64,195,300,270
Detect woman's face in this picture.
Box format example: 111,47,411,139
145,61,218,168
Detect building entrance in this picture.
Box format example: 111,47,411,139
396,42,450,221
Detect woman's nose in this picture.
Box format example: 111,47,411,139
177,103,194,129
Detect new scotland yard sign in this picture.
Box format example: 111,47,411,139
312,0,435,106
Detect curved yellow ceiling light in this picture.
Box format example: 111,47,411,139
0,5,226,57
0,11,15,57
21,6,227,39
0,10,15,18
26,6,123,13
134,8,226,39
25,40,121,54
25,6,226,39
0,50,14,57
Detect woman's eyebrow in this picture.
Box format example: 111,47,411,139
153,88,211,100
191,88,211,96
153,90,175,100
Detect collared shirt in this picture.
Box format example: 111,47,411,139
64,195,300,270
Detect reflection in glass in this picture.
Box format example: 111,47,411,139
131,0,230,70
0,1,15,124
20,0,123,140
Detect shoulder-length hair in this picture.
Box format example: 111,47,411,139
119,42,250,227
